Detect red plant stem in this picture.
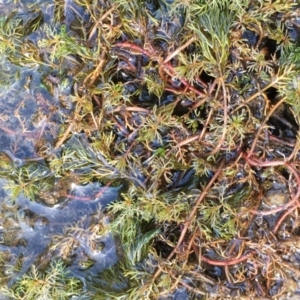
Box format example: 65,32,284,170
273,205,299,233
286,163,300,189
269,134,295,148
242,153,285,167
163,63,205,96
113,42,206,96
61,182,112,202
113,42,151,56
150,160,225,284
247,97,286,158
249,201,296,216
201,250,255,266
0,124,41,139
167,160,225,261
243,152,300,231
0,124,18,135
272,163,300,232
164,87,184,94
244,154,300,197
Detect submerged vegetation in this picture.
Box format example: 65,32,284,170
1,0,300,298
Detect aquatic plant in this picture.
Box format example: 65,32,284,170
0,260,82,299
0,0,300,298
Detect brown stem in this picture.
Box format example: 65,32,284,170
272,163,300,233
242,153,285,167
113,42,206,96
249,201,296,216
113,42,151,56
231,77,286,114
247,97,286,158
269,134,295,148
206,78,228,156
84,50,107,86
273,205,299,233
163,36,197,64
151,159,225,283
55,122,73,149
201,250,255,266
243,153,300,230
163,63,206,96
88,6,115,42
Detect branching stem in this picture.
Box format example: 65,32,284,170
151,159,225,283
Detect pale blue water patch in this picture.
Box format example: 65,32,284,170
0,0,125,294
0,178,122,288
0,0,77,159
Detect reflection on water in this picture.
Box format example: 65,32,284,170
0,178,122,289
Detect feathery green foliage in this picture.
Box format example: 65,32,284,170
1,0,300,298
1,261,82,299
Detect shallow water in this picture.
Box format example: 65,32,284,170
0,1,125,292
0,178,122,288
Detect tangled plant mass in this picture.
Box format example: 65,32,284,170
1,0,300,298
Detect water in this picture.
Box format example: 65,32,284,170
0,177,122,288
0,0,125,293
